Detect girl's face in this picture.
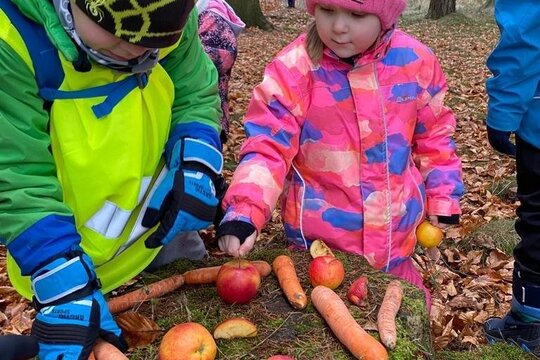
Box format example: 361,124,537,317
314,4,382,59
70,2,150,61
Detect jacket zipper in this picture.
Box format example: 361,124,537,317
373,64,393,271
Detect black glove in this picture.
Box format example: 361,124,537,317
487,125,516,157
437,214,459,225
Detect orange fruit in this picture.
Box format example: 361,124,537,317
416,221,443,248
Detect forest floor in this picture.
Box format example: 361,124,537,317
0,2,533,359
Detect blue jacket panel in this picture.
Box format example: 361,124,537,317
486,0,540,149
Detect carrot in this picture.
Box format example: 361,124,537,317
89,339,127,360
107,274,184,314
252,260,273,277
272,255,308,310
182,260,272,285
377,280,403,349
311,286,388,360
182,266,220,285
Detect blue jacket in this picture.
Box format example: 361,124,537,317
486,0,540,149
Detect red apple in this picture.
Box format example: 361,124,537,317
159,322,217,360
216,259,261,304
347,275,368,307
308,255,345,289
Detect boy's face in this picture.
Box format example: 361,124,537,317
314,5,382,59
71,1,150,61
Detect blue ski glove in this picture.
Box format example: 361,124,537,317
30,251,127,360
143,138,223,248
487,125,516,157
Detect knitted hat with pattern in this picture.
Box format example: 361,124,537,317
305,0,407,30
74,0,194,48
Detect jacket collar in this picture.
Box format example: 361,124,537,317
322,28,396,69
10,0,79,61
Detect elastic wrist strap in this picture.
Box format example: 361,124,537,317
32,253,96,305
216,221,256,244
169,138,223,175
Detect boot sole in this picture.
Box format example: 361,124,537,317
485,332,540,359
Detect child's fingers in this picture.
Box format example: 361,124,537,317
428,215,450,229
238,232,257,257
428,215,439,226
218,235,242,256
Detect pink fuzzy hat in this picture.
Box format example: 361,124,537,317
305,0,407,30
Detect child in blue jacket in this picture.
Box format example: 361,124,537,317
484,0,540,355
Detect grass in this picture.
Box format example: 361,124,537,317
463,218,519,256
488,175,517,204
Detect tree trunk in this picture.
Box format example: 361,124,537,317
426,0,456,20
481,0,494,9
228,0,274,30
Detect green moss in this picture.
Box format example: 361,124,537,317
129,344,158,360
437,342,536,360
126,249,433,359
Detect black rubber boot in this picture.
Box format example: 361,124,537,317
484,261,540,358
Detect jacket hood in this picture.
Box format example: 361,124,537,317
10,0,79,61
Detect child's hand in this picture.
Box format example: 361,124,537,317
428,215,451,229
426,216,448,261
218,232,257,257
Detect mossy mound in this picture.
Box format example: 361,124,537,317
123,248,433,359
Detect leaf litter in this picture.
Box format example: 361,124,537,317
0,1,519,354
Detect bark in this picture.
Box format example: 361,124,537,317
426,0,456,20
228,0,274,30
481,0,494,9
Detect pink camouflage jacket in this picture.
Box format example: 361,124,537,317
222,29,464,271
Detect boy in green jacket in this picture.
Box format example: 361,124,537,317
0,0,223,358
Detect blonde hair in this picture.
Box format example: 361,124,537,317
306,21,325,65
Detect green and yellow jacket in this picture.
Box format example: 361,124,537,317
0,0,221,298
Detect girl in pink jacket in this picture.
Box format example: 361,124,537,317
216,0,464,307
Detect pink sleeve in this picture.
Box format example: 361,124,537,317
222,59,305,230
413,57,464,216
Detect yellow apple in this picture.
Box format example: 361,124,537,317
213,317,257,339
416,221,444,248
159,322,217,360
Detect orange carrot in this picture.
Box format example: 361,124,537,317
90,339,127,360
107,274,184,314
182,266,220,285
272,255,308,310
182,260,272,285
311,286,388,360
252,260,272,277
377,280,403,349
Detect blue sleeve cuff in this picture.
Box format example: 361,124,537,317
7,215,81,275
166,122,221,165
